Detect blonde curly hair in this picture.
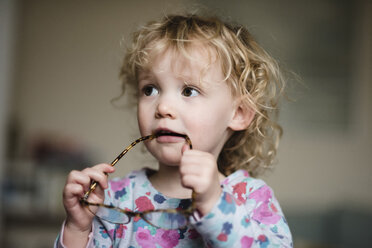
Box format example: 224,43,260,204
120,14,285,177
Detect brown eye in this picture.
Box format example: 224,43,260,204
143,85,158,96
182,87,199,97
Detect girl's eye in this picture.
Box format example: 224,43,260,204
182,87,199,97
142,85,159,96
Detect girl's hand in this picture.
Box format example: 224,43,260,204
62,163,115,246
179,145,222,216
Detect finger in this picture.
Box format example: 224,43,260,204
183,151,216,166
88,184,105,202
93,163,116,174
181,152,209,166
179,160,205,175
64,183,85,200
67,164,114,183
67,170,92,192
67,170,102,194
82,164,115,189
81,184,105,204
180,174,200,191
182,143,190,154
82,168,108,190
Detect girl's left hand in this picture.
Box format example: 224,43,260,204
179,145,222,216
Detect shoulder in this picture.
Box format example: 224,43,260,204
222,169,276,204
222,169,267,190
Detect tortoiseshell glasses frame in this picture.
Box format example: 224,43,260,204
79,133,195,229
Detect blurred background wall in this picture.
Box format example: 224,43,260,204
0,0,371,247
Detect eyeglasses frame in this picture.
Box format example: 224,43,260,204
79,133,195,229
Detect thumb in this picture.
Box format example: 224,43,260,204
181,143,190,154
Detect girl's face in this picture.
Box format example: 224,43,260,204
137,47,238,166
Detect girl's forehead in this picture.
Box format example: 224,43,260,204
140,45,222,82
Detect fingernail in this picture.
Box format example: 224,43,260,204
181,144,189,154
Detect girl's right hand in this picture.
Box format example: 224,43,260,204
62,163,115,237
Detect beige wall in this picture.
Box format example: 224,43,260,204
11,0,197,171
8,0,372,216
264,0,372,212
0,0,19,243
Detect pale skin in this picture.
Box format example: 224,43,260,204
62,46,254,247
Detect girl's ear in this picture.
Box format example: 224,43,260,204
228,102,255,131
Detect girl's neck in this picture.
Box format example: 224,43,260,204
148,163,227,199
148,163,193,199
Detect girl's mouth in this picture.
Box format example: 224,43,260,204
153,130,192,148
155,130,186,138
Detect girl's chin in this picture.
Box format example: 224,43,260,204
156,156,182,167
146,144,183,165
149,151,182,166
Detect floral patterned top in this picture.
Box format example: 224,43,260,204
55,168,292,247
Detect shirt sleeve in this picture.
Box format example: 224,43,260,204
53,220,95,248
191,178,292,247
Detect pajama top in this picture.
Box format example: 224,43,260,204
55,168,292,247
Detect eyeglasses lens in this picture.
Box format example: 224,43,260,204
143,211,188,229
88,205,130,224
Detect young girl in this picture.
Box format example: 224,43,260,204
55,14,292,247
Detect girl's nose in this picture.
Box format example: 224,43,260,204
155,100,177,119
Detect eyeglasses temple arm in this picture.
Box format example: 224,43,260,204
82,135,156,200
82,133,193,201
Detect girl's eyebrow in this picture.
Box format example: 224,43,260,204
180,76,207,88
178,75,200,85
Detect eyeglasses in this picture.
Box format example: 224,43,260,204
80,133,195,230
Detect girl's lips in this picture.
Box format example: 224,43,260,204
156,134,186,143
154,130,188,143
153,131,193,149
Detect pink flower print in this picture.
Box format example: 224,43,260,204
258,234,269,246
136,227,156,248
252,201,281,225
133,215,141,222
155,229,180,248
217,233,228,242
241,216,251,227
248,185,273,203
240,236,254,248
242,170,250,177
249,185,281,225
233,182,247,205
107,224,126,239
110,178,130,191
270,202,278,213
221,177,230,186
135,196,155,211
111,178,130,199
217,192,236,214
135,227,180,248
